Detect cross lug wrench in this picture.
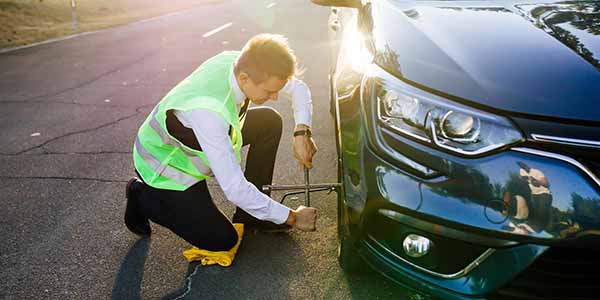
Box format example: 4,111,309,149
262,167,341,206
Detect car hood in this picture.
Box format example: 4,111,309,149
369,0,600,123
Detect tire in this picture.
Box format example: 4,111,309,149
334,93,364,274
337,230,364,274
337,197,364,274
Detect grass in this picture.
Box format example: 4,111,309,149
0,0,221,49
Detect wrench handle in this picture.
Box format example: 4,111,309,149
304,167,310,207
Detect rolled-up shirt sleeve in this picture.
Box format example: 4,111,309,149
176,109,290,224
280,77,313,127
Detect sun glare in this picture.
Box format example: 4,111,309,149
343,26,373,72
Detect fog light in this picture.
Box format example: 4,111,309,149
403,234,433,258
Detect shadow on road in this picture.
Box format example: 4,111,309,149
343,271,434,300
318,259,435,300
111,237,151,300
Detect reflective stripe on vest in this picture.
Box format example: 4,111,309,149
134,137,199,187
147,108,213,177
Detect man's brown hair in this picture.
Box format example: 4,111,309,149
234,34,297,84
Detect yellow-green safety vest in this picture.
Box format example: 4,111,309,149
133,51,245,191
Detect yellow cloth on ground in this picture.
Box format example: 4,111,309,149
182,223,244,267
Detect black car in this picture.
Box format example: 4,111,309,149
312,0,600,299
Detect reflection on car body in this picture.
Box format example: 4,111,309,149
313,0,600,299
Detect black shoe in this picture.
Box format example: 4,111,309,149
125,178,151,236
232,209,291,233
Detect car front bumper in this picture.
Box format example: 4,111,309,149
338,110,600,298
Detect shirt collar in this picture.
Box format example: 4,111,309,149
230,69,246,105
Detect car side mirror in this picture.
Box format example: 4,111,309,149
310,0,362,8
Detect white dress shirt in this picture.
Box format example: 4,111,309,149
173,72,313,224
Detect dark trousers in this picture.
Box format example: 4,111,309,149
137,107,283,251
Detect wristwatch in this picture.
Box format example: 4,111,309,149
293,128,312,137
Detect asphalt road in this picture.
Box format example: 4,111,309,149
0,1,425,299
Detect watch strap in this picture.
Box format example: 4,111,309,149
293,129,312,137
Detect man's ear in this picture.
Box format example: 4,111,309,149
238,72,250,85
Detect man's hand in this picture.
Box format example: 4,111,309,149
293,124,318,169
286,205,317,231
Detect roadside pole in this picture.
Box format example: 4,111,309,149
71,0,78,31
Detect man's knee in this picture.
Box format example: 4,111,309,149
243,107,283,147
261,107,283,136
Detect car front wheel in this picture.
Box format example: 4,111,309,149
337,231,364,274
337,198,364,273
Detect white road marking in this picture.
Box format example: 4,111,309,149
267,2,277,8
202,22,233,38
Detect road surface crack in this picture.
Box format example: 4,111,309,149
169,264,202,300
0,176,127,183
0,99,142,106
0,151,134,156
0,104,152,156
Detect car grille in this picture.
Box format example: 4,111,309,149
555,146,600,180
585,159,600,180
490,246,600,300
510,116,600,180
523,140,600,181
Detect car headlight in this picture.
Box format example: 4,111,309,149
369,65,523,156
